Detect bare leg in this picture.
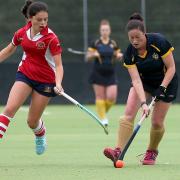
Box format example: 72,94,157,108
27,90,51,155
105,85,117,112
3,81,32,117
93,84,107,124
148,101,171,150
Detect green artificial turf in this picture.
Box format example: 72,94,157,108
0,104,180,180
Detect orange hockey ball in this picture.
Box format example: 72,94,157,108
115,160,125,168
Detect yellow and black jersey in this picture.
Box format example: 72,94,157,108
88,38,120,86
124,33,176,87
88,38,120,74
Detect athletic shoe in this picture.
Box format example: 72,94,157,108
35,135,47,155
142,149,158,165
103,147,121,165
102,119,109,126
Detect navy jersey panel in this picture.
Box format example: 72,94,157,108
88,39,120,85
89,39,119,74
123,33,176,86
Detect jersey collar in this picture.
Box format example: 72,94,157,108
25,21,49,35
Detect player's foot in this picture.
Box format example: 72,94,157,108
35,135,47,155
142,149,158,165
104,147,121,165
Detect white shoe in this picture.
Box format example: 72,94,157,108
102,119,109,126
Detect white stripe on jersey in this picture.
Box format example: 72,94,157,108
18,52,27,69
45,47,56,72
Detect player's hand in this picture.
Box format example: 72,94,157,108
154,85,166,101
115,52,123,61
93,51,102,64
54,85,64,95
141,103,150,117
94,51,102,64
93,51,100,58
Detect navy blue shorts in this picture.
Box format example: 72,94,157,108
89,70,118,86
143,74,178,103
15,71,57,97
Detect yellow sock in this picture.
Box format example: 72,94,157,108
148,126,165,150
117,116,134,150
96,100,106,120
105,100,115,112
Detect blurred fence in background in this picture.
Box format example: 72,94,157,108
0,0,179,104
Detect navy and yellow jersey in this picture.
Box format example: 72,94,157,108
88,38,121,74
123,33,175,87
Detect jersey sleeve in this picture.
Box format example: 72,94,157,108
88,40,97,51
49,37,62,56
123,45,136,68
155,34,174,59
12,30,22,46
111,40,121,51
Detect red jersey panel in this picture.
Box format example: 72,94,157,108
12,22,62,83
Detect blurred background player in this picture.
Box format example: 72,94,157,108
86,19,123,127
104,13,178,165
0,0,64,155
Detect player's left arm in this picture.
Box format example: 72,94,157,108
112,40,123,61
114,49,123,61
161,52,175,88
53,54,64,93
49,36,64,93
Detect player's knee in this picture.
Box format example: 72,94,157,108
119,115,134,126
120,114,135,122
107,97,116,103
151,122,164,129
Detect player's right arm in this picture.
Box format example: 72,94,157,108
123,46,149,116
86,40,102,63
0,43,17,63
0,28,24,63
86,49,101,61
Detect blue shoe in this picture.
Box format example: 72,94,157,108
35,135,47,155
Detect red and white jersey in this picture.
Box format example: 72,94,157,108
12,22,62,83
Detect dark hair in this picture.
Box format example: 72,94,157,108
126,13,145,33
21,1,48,19
21,0,33,19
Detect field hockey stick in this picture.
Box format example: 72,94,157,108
67,48,86,55
67,48,104,64
117,97,156,161
60,91,109,135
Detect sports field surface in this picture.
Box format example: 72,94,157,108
0,104,180,180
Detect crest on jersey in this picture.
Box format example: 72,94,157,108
18,38,23,42
36,41,46,49
110,43,114,48
44,86,52,93
152,53,159,60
